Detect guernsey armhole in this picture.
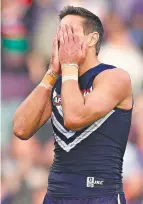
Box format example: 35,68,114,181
115,107,132,112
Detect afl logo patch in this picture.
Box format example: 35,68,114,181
53,95,62,106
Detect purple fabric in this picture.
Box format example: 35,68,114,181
128,200,143,204
43,193,126,204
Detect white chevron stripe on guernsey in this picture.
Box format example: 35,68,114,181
52,112,76,139
53,90,63,116
118,194,121,204
54,110,115,152
53,89,57,98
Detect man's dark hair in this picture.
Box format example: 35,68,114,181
59,6,104,55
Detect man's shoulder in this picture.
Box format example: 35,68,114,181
94,67,131,87
92,67,132,110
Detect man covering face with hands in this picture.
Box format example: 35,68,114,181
13,6,133,204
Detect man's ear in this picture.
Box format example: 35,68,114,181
87,32,99,47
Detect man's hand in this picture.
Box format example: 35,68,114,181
50,33,61,75
59,25,87,65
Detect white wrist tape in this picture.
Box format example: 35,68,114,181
39,82,53,90
47,69,59,79
62,74,78,83
61,63,79,69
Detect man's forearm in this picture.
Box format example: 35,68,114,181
62,80,85,127
13,86,52,140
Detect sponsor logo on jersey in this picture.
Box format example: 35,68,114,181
53,87,92,106
86,177,104,187
53,95,62,106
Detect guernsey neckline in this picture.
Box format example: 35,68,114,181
79,63,103,79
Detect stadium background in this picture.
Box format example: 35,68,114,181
1,0,143,203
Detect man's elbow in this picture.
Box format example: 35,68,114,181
13,127,31,140
64,117,83,131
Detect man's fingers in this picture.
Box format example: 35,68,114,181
57,28,61,42
59,28,64,45
72,26,80,43
52,34,58,57
61,25,69,44
55,34,59,54
53,28,59,45
53,35,57,49
66,24,74,43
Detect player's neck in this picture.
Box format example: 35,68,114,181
79,51,100,76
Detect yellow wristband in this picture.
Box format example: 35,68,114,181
39,69,58,90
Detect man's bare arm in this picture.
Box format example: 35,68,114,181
62,69,132,130
13,86,52,140
13,34,60,140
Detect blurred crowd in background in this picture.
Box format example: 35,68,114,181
1,0,143,203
